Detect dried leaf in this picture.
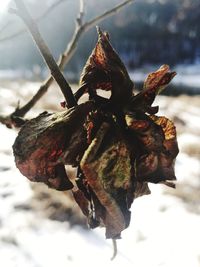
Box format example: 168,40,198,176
129,65,176,114
126,113,177,186
13,102,94,190
144,64,176,93
77,27,133,104
150,115,179,157
72,189,90,217
80,122,132,238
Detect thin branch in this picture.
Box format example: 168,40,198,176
0,0,134,127
14,0,134,117
14,0,76,108
78,0,84,23
84,0,134,31
0,0,67,42
11,0,86,119
60,0,135,66
111,239,118,260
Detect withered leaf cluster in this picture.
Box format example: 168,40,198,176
13,27,179,239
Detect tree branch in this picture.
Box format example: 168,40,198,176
0,0,134,127
60,0,135,67
14,0,77,108
77,0,84,25
0,0,67,42
84,0,134,31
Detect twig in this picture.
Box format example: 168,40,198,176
0,0,67,42
14,0,77,108
60,0,134,66
0,0,134,127
14,0,134,117
78,0,84,24
111,239,118,260
84,0,134,31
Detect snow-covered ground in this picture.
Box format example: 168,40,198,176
1,63,200,93
0,81,200,267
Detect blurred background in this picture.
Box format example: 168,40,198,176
0,0,200,267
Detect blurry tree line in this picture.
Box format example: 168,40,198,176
113,0,200,68
0,0,199,78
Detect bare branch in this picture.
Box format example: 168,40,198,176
17,0,134,115
8,0,87,120
0,0,67,42
0,0,134,127
79,0,84,13
111,239,118,260
78,0,84,24
14,0,76,108
61,0,135,65
84,0,134,31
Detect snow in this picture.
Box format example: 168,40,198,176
0,82,200,267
